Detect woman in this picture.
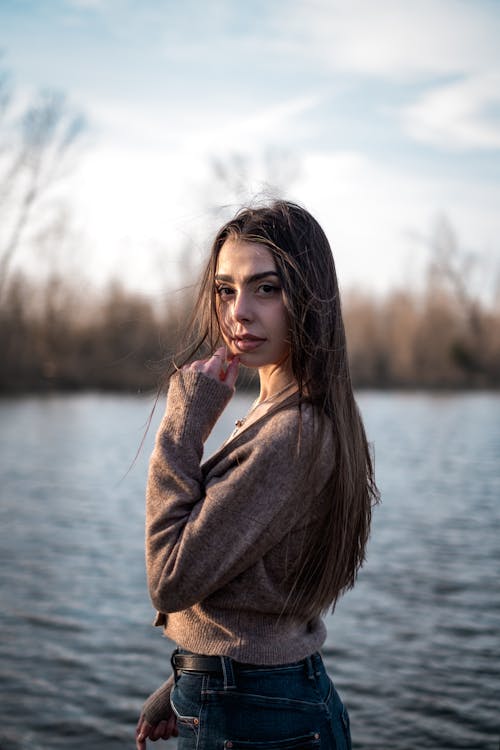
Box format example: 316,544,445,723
136,200,378,749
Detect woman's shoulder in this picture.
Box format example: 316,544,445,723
264,398,329,434
249,401,334,491
242,399,333,464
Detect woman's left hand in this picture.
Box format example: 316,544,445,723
185,346,240,389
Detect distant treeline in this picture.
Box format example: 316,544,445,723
2,58,497,393
1,270,499,393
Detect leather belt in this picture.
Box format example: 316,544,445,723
172,652,262,674
172,653,224,674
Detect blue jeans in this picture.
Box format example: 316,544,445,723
170,650,352,750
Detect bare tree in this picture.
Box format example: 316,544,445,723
0,64,86,300
210,149,301,201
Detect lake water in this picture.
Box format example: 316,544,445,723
0,391,499,750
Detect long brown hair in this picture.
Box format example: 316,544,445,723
171,200,379,615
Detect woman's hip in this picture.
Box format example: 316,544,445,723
169,650,352,750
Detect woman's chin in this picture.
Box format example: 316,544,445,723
238,356,260,369
229,350,252,367
226,344,255,367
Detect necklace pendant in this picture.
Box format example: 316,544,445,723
235,418,245,429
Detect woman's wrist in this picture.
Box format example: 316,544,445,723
165,368,234,444
142,675,174,725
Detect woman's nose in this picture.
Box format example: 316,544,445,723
233,291,253,322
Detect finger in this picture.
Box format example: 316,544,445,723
198,347,228,380
184,347,228,379
207,346,227,369
163,714,178,739
185,354,213,372
221,356,240,389
136,718,152,749
135,716,149,735
186,360,203,371
151,721,170,741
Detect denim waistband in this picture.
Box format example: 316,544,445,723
171,647,324,689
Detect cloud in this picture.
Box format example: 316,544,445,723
401,73,500,150
284,0,500,151
288,0,500,79
65,0,108,9
186,94,322,155
60,120,500,298
293,148,500,294
84,92,322,154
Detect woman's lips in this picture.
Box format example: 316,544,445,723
233,335,265,352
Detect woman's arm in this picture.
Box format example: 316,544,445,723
146,369,324,614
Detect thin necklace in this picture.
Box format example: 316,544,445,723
234,381,296,431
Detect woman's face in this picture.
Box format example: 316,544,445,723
215,239,291,370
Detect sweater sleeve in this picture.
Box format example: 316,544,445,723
146,369,324,615
141,675,174,724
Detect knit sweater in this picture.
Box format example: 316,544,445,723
146,369,334,665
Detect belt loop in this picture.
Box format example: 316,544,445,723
304,655,315,681
170,647,180,684
313,651,322,677
221,655,236,690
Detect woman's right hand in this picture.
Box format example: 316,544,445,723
135,677,178,749
135,712,178,749
184,346,240,389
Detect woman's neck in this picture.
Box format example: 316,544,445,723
257,362,297,404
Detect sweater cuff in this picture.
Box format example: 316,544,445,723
165,369,234,444
142,676,174,725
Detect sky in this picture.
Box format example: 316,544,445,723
1,0,500,299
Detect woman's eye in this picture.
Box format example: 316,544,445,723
257,284,279,295
216,286,234,299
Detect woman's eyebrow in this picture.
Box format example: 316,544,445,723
215,271,280,284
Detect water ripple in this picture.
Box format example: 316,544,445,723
1,392,499,749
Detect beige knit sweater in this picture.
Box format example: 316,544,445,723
146,369,334,665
